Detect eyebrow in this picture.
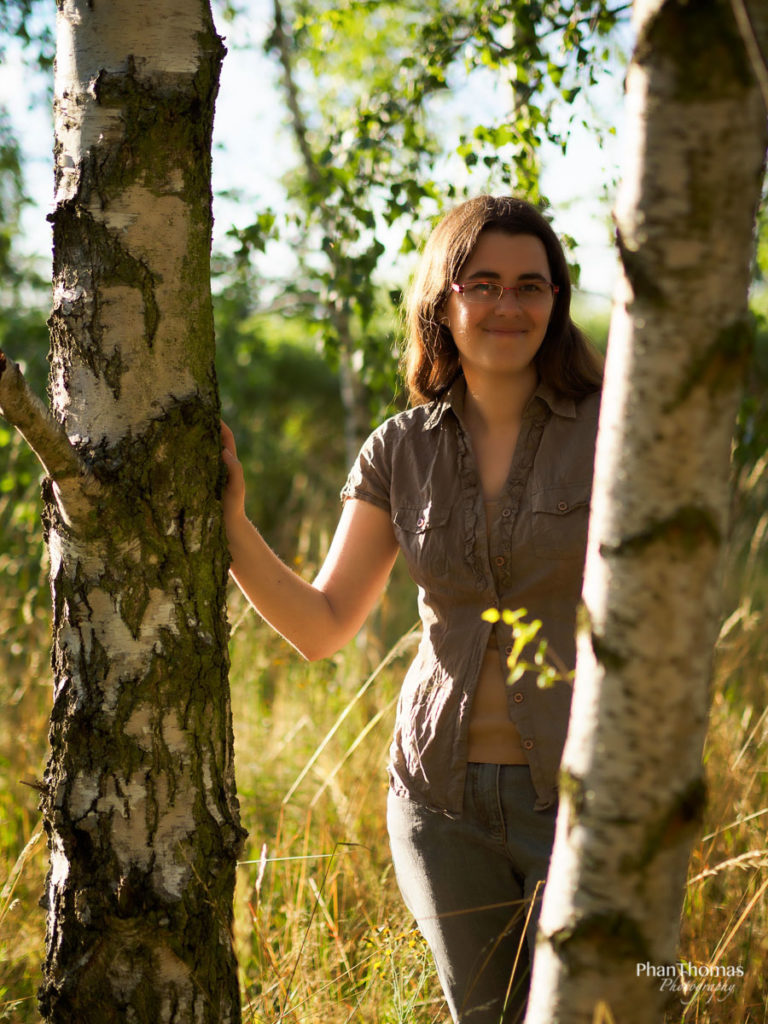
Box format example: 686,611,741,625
464,269,549,281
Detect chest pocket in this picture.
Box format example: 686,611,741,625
531,484,591,561
392,505,451,579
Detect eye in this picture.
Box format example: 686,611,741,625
466,281,498,297
518,281,547,295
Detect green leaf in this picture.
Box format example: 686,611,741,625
501,608,526,625
508,663,527,684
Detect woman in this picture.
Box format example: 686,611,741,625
222,195,603,1022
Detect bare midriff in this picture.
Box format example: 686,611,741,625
466,500,528,764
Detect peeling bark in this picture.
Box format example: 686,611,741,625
526,2,767,1022
2,3,248,1021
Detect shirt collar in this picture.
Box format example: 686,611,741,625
422,379,461,429
422,374,576,429
534,380,576,419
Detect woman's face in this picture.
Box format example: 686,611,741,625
442,230,555,382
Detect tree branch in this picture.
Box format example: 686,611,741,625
731,0,768,111
270,0,325,196
0,349,84,483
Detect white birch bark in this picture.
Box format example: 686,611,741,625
0,3,245,1021
526,1,767,1021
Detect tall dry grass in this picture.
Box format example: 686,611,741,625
228,591,445,1023
0,549,765,1023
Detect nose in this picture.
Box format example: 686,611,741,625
494,287,526,312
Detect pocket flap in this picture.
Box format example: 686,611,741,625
392,505,450,533
532,484,591,516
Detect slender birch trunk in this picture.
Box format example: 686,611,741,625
0,2,246,1021
271,0,371,465
526,2,767,1022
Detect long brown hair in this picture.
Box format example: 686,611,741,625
402,195,603,405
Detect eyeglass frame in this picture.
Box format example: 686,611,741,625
450,280,560,305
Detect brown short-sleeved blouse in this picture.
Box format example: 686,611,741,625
341,376,601,813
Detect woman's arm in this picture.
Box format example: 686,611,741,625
222,422,399,661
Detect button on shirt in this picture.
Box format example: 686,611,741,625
340,377,601,813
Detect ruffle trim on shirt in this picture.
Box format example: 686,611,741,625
499,400,550,585
455,427,486,590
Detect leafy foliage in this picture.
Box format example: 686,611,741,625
0,111,26,284
0,0,53,67
226,0,630,438
214,263,350,557
0,272,50,700
482,606,575,688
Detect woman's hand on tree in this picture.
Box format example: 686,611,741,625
221,421,246,526
219,421,398,660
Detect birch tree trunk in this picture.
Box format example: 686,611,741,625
526,2,767,1022
0,2,246,1021
271,0,371,466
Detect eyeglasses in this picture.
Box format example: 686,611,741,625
451,280,559,307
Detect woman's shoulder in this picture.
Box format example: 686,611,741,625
537,386,601,468
574,387,602,414
365,399,445,446
570,387,602,430
343,399,446,504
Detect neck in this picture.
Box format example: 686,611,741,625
462,364,538,430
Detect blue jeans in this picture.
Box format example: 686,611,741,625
387,764,556,1024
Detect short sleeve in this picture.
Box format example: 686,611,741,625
340,423,393,513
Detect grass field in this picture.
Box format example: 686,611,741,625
0,565,766,1023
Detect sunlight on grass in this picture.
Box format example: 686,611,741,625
228,594,444,1022
0,560,765,1022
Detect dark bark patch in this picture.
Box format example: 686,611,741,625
666,316,754,411
636,0,755,101
616,225,667,306
51,209,161,360
599,505,721,559
621,776,707,872
591,632,628,672
549,910,651,966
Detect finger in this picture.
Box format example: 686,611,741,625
220,420,237,454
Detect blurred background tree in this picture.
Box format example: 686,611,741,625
0,0,54,713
